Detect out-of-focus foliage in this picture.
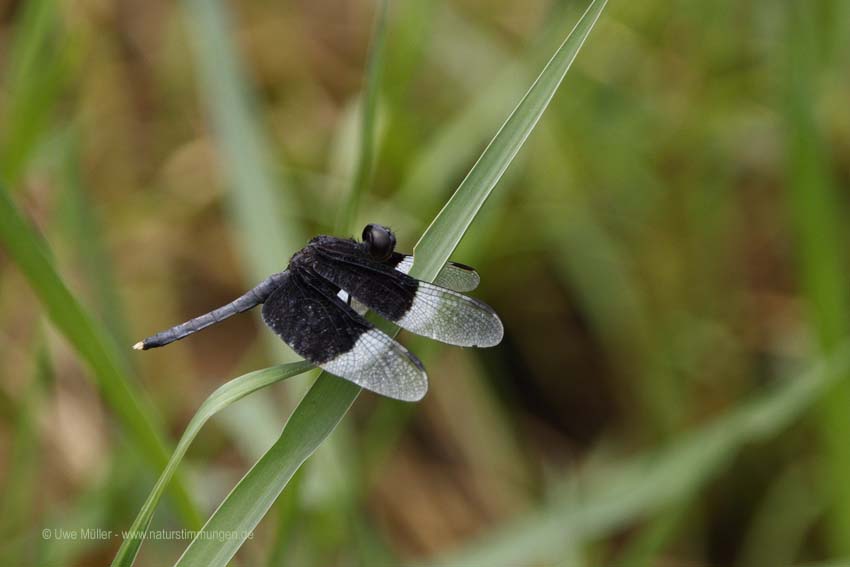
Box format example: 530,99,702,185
1,0,849,566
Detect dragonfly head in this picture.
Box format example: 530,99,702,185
362,224,396,261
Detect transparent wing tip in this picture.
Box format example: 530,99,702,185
478,315,504,348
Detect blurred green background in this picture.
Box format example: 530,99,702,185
2,0,850,565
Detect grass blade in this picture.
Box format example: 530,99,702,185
171,2,606,565
395,1,574,217
412,0,607,281
183,0,303,284
182,0,305,458
0,187,201,528
111,361,314,567
337,0,389,233
0,0,69,186
0,336,50,566
174,3,391,565
783,2,850,555
174,376,360,567
427,344,850,566
58,130,133,348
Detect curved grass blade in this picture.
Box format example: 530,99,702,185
0,0,70,186
337,0,388,234
173,2,606,565
783,3,850,554
413,0,608,281
183,0,306,464
111,361,314,567
0,187,201,528
174,374,360,567
395,1,575,216
0,335,50,566
183,0,303,285
58,130,133,348
426,344,850,566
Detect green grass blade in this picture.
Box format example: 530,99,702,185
182,0,305,459
783,3,850,555
337,0,388,234
183,0,303,284
171,3,606,565
427,344,850,566
395,2,573,217
182,1,390,562
737,464,821,567
0,0,69,186
412,0,607,281
111,361,314,567
58,130,133,348
0,335,50,566
174,376,360,567
0,187,201,529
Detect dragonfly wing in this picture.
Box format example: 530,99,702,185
262,270,427,401
313,249,503,348
391,253,480,292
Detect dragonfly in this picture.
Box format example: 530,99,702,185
134,224,503,401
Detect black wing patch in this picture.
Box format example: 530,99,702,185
312,248,503,348
336,253,480,311
261,270,428,401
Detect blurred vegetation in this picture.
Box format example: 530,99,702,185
1,0,849,566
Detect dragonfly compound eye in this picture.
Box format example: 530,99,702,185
363,224,395,261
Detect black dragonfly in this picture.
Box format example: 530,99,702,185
134,224,503,401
